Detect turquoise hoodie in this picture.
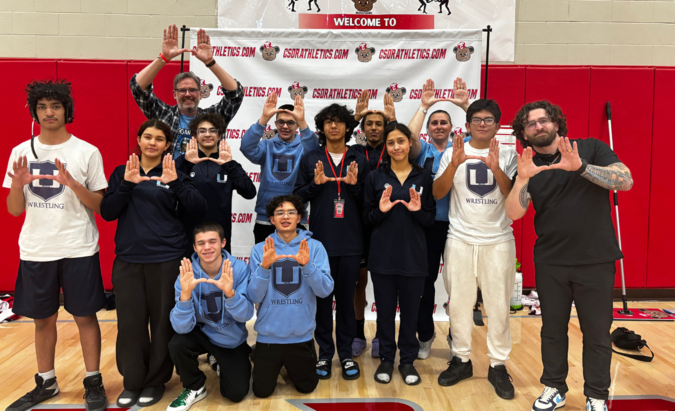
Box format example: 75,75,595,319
170,250,254,349
247,229,333,344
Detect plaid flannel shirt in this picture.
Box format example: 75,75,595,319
130,73,244,154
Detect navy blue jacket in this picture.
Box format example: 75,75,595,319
175,151,256,249
350,143,386,172
363,166,436,277
293,146,369,257
101,163,207,263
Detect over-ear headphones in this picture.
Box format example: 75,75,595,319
29,100,75,125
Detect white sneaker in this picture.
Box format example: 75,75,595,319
417,332,436,359
586,397,608,411
167,386,207,411
532,386,566,411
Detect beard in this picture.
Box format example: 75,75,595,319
527,128,557,147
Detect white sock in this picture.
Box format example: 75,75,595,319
139,396,154,403
405,375,419,384
38,369,56,381
118,398,132,405
377,373,390,382
86,370,100,377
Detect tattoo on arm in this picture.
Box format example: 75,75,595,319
518,183,530,209
580,162,633,191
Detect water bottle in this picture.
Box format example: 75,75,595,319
510,271,523,311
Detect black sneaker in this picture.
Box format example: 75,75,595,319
340,358,360,380
438,356,472,387
316,359,331,380
488,365,515,399
83,374,107,411
7,374,59,411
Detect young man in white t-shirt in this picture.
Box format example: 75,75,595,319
432,99,518,400
3,80,109,411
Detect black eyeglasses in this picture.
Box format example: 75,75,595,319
175,88,200,95
470,117,496,126
275,120,297,127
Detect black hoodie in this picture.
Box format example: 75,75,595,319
363,166,436,277
293,146,369,257
175,150,256,249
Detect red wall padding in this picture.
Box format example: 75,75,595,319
588,67,654,288
0,59,668,291
646,68,675,287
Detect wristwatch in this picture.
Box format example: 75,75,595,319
575,158,588,175
418,108,428,114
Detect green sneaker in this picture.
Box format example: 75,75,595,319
167,386,207,411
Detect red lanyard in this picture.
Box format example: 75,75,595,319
325,146,347,199
366,145,385,169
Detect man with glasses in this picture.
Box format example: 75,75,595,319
433,99,518,400
175,113,256,255
506,101,633,411
130,25,244,159
241,92,319,244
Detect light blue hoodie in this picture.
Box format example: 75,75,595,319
247,229,333,344
240,122,319,224
170,250,254,349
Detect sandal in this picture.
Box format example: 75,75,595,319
374,362,394,384
399,363,421,386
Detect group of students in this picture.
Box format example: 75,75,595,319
4,24,634,411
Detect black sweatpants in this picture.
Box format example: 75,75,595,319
535,262,616,400
168,328,251,403
112,257,180,391
315,255,360,361
418,220,449,342
371,273,425,364
252,340,318,398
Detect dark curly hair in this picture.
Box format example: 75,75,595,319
359,111,388,135
511,100,568,149
26,80,75,124
266,195,306,219
381,123,422,172
314,104,359,145
189,113,228,139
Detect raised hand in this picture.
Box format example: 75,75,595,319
400,187,422,212
313,161,335,185
150,154,178,184
420,79,454,111
548,137,582,172
517,147,550,178
448,77,470,110
261,237,285,269
162,24,191,61
210,139,232,165
354,89,370,121
7,155,48,188
40,158,77,188
207,259,235,297
280,94,307,129
471,138,501,173
379,185,401,212
450,134,470,168
193,28,214,63
287,239,310,266
124,154,151,184
337,161,358,185
260,92,282,124
382,92,396,122
179,257,207,300
185,138,208,164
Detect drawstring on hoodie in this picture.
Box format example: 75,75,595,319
190,251,230,326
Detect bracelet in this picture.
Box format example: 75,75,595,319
158,53,169,63
575,158,588,175
205,59,217,68
418,108,428,114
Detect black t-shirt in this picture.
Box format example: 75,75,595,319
516,138,624,265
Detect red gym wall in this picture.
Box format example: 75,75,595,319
1,58,673,291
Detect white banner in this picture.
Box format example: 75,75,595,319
217,0,515,61
191,28,482,321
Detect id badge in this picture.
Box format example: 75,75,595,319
334,198,345,218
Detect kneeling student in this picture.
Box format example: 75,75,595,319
247,195,334,397
168,222,254,410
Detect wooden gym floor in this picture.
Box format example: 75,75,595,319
0,302,673,411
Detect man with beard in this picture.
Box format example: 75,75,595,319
130,25,244,159
349,91,396,358
505,100,633,411
241,93,319,244
407,78,471,360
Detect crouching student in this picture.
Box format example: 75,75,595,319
247,195,334,397
168,222,254,410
